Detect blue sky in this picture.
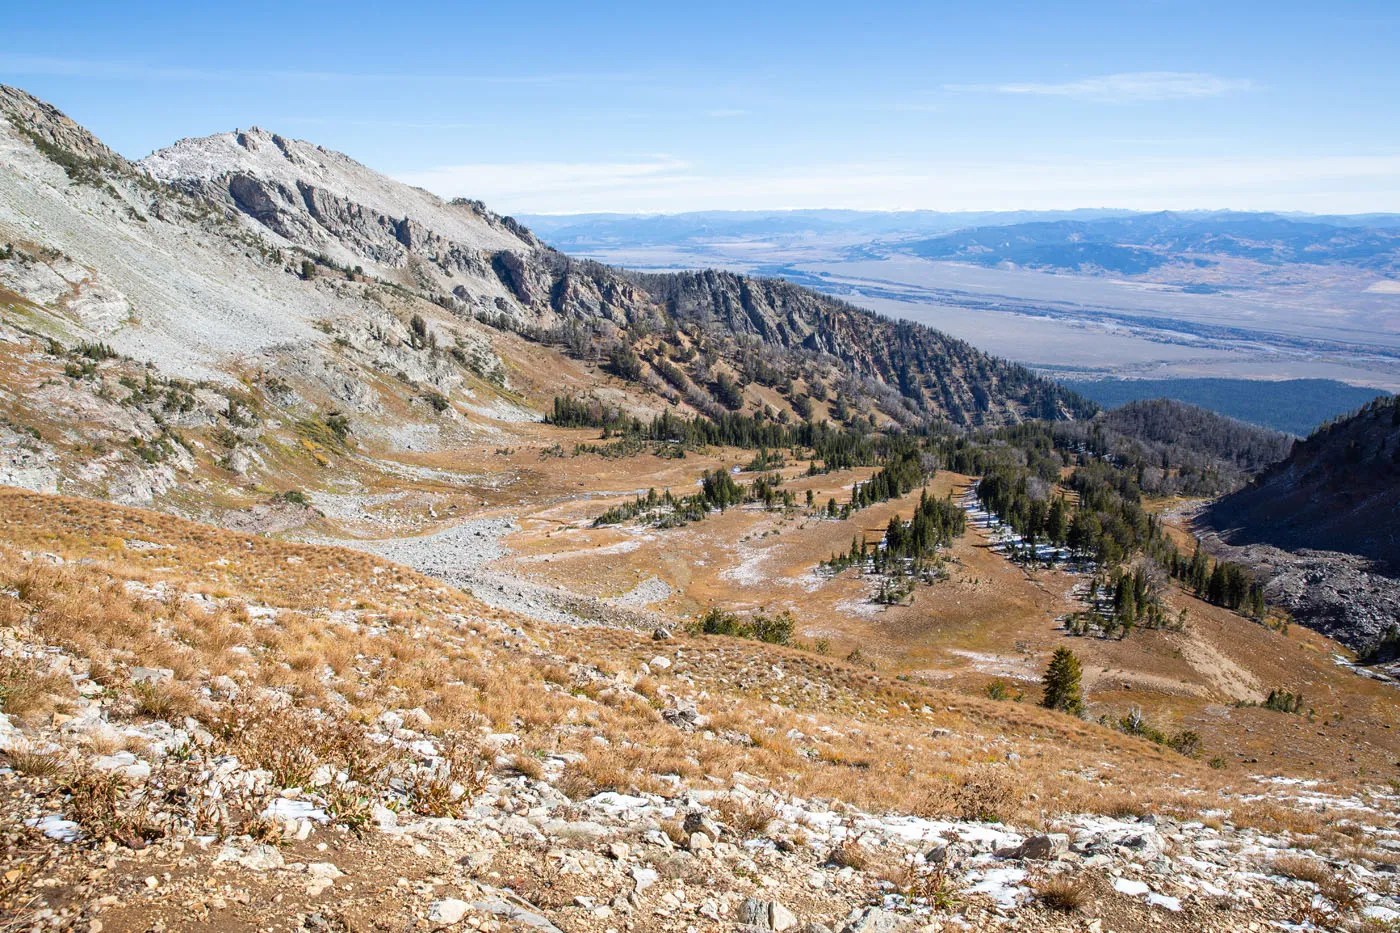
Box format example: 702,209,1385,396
4,1,1399,213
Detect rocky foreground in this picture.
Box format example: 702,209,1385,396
3,535,1399,933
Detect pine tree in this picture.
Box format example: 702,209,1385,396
1041,648,1084,715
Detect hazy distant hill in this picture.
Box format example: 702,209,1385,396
896,212,1400,275
517,208,1144,250
520,209,1400,274
1063,378,1390,436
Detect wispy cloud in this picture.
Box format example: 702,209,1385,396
947,71,1255,102
396,154,1400,214
396,158,695,202
0,53,633,86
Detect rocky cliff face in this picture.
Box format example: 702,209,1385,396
137,117,1089,426
0,84,126,168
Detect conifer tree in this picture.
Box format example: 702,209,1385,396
1041,648,1084,715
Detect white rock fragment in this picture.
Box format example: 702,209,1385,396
25,815,82,843
428,898,469,927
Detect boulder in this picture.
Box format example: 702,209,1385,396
770,902,799,932
428,898,469,927
839,907,902,933
238,844,285,871
130,666,173,685
738,898,771,929
997,833,1069,861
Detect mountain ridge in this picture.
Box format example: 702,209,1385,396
1,84,1091,430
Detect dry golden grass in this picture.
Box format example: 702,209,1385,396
0,657,72,720
4,746,64,779
658,818,689,846
915,765,1022,823
1271,854,1332,886
1234,802,1328,838
0,485,1354,837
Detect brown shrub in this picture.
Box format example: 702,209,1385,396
61,765,158,845
714,795,777,837
918,765,1021,823
6,746,63,779
1036,874,1088,912
826,835,871,871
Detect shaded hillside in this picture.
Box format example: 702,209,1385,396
1063,377,1390,437
1207,394,1400,571
628,269,1084,424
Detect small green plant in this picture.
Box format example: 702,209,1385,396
984,679,1022,702
1263,688,1305,714
324,783,375,835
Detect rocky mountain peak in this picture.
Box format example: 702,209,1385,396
0,84,127,169
140,127,532,276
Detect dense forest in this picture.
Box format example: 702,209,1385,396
1063,377,1389,437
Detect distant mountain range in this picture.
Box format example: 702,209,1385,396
894,212,1400,275
520,208,1400,277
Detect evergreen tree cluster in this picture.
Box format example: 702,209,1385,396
849,448,928,510
591,468,792,529
974,447,1267,622
692,607,795,645
821,489,966,590
1167,542,1267,617
547,395,881,463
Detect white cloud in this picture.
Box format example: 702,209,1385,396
947,71,1255,102
396,154,1400,214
